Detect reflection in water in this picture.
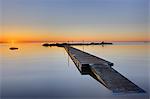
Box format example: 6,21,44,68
1,42,149,99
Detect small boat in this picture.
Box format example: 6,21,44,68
9,47,18,50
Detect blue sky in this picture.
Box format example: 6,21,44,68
1,0,149,42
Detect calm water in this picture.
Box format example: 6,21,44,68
0,42,149,99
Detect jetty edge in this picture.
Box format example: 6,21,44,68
64,45,145,93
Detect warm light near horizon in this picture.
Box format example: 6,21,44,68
1,27,149,42
11,40,15,44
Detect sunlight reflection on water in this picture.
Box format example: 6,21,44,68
0,42,149,99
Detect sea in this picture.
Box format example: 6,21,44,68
0,42,149,99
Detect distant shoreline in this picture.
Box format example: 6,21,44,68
0,41,149,44
42,42,113,47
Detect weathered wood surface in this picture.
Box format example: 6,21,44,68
64,46,145,93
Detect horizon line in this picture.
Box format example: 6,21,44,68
0,40,149,43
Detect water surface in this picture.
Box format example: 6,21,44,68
0,42,149,99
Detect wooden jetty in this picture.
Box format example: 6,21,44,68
64,46,145,93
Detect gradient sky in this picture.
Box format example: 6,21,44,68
0,0,149,42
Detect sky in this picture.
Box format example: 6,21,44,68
0,0,149,42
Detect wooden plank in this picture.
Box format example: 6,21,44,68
64,46,145,93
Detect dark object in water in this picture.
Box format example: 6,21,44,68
42,42,113,47
42,43,50,46
9,47,18,50
101,41,113,45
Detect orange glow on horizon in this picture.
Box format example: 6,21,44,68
1,35,149,43
1,26,149,43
